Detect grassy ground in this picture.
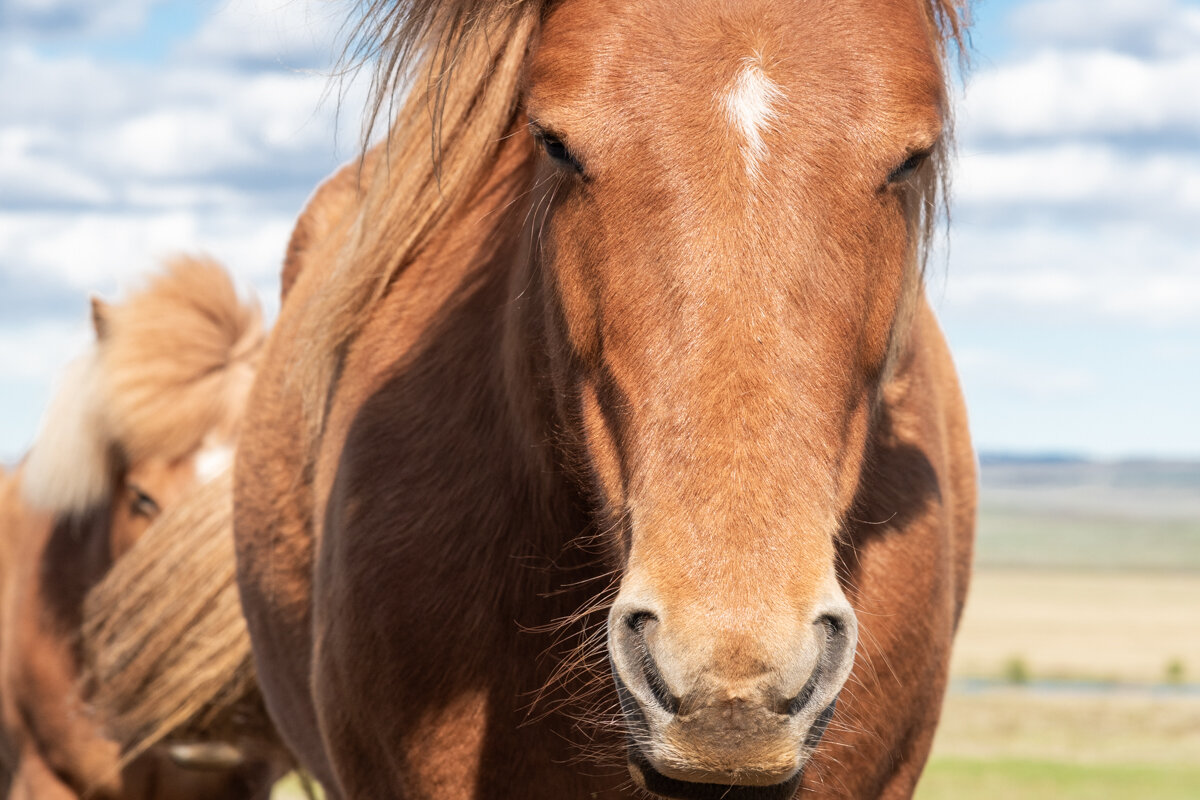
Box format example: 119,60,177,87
975,508,1200,571
272,773,323,800
950,569,1200,683
930,688,1200,766
974,457,1200,571
922,563,1200,799
918,758,1200,800
918,689,1200,799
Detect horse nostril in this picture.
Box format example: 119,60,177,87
819,612,848,641
623,611,680,715
786,612,854,716
624,610,654,633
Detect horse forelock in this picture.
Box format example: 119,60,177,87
100,256,263,466
20,258,262,516
20,352,114,514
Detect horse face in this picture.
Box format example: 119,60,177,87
525,0,946,792
110,440,234,560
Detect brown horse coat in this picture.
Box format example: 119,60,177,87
235,1,975,797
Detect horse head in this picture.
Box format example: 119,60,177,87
20,257,262,560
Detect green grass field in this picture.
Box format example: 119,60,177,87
975,508,1200,571
950,569,1200,683
918,758,1200,800
922,639,1200,799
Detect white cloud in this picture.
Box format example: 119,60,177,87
954,346,1098,400
937,222,1200,326
941,0,1200,337
0,128,113,205
1009,0,1200,57
0,46,366,197
955,144,1200,221
0,210,290,311
961,50,1200,141
181,0,346,70
0,318,91,382
0,0,161,38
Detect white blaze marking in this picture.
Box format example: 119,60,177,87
194,442,234,483
724,57,782,178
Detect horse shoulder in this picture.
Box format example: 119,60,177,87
233,265,337,787
280,148,379,302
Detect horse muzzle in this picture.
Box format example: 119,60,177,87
607,589,857,799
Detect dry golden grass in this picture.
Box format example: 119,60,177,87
951,569,1200,683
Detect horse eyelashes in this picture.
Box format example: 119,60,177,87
887,150,930,184
530,123,584,173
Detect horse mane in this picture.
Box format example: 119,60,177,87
82,467,268,766
21,257,264,515
294,0,971,431
20,353,112,514
293,0,543,431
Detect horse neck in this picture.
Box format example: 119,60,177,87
441,134,601,574
341,127,587,551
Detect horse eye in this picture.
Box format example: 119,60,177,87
530,125,583,173
887,150,931,184
129,487,159,519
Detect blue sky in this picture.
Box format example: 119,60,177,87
1,0,1198,463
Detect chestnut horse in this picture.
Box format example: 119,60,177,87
0,259,279,799
235,0,976,797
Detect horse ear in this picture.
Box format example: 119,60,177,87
91,297,111,340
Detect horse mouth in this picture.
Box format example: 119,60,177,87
626,747,804,800
620,690,839,800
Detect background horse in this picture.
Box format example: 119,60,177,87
81,467,292,793
0,259,280,799
79,157,376,786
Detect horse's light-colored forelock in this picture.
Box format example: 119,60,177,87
294,0,544,435
20,353,113,514
100,256,263,468
20,257,263,516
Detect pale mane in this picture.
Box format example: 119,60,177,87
20,353,112,513
21,257,263,515
293,0,545,432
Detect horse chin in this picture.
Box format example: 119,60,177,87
614,657,839,800
626,747,804,800
623,700,838,800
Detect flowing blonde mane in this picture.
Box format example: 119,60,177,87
294,0,970,430
21,257,264,515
